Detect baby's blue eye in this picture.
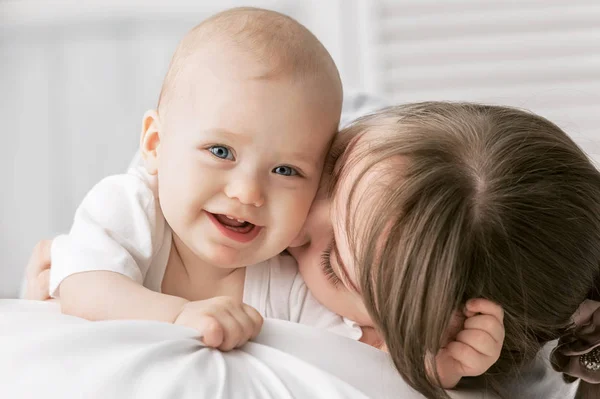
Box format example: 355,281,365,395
209,146,234,160
273,166,298,176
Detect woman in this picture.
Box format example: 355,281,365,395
291,102,600,398
25,101,594,398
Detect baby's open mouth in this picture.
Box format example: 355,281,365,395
212,214,255,233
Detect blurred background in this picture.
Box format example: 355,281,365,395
2,0,600,298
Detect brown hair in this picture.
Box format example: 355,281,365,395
333,102,600,398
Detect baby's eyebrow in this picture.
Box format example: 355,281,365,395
286,151,317,166
331,237,361,293
202,128,253,145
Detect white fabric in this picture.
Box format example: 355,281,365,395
49,166,360,339
0,300,418,399
0,300,577,399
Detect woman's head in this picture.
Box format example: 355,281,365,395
293,102,600,397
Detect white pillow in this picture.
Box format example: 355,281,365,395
0,299,577,399
0,300,423,399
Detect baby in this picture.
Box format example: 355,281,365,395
50,7,354,349
41,7,503,390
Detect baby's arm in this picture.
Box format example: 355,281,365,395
58,270,187,322
432,299,505,389
59,270,262,351
24,241,174,318
26,238,262,351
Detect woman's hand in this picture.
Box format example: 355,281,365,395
24,239,53,301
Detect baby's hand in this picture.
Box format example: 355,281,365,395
25,239,53,301
434,299,505,389
174,297,263,351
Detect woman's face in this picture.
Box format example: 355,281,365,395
287,186,373,327
288,137,379,329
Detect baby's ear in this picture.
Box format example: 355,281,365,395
140,110,162,175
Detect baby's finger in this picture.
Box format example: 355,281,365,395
455,329,499,358
228,305,258,344
463,314,505,343
242,304,264,339
465,299,504,324
198,316,224,348
445,341,489,377
214,310,245,351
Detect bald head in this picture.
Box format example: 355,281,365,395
157,7,342,117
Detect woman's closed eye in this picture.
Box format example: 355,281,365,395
320,243,342,288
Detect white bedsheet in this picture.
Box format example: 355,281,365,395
0,300,576,399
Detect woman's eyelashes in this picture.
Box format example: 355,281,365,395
320,243,342,288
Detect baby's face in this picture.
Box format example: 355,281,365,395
152,52,339,269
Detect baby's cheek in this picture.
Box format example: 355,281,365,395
288,192,316,226
270,207,308,251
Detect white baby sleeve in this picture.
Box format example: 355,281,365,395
49,172,163,297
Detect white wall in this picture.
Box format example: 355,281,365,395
2,0,599,298
367,0,600,140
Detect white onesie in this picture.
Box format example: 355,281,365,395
49,166,361,340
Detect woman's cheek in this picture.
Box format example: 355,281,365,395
301,261,373,326
298,260,336,305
